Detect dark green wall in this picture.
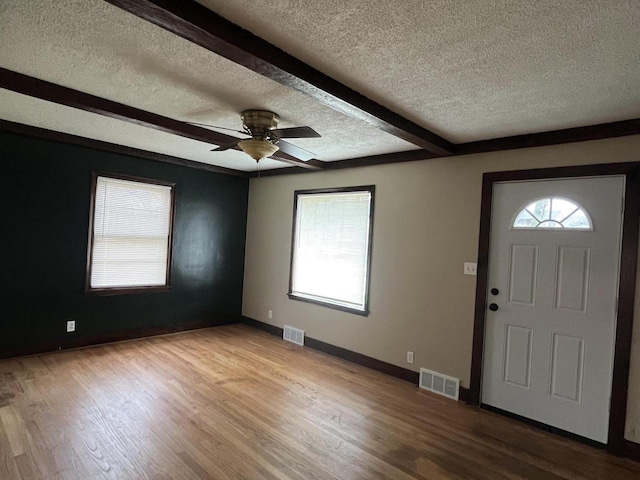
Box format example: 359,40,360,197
0,131,249,357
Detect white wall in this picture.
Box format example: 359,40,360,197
242,135,640,443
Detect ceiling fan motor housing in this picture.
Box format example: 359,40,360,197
234,109,317,162
241,110,280,141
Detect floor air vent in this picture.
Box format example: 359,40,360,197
419,368,460,400
283,325,305,346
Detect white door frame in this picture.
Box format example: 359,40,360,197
469,162,640,457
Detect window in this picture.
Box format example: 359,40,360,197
513,197,591,230
86,173,175,294
288,186,374,315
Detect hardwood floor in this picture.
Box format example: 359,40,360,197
1,324,638,479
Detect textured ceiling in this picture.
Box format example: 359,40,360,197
0,0,415,171
199,0,640,142
1,0,639,172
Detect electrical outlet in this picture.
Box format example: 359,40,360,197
407,351,414,364
464,262,477,276
268,310,273,319
66,320,76,333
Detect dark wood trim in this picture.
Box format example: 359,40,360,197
469,161,640,459
0,120,250,177
323,150,441,170
609,165,640,452
0,68,320,170
456,118,640,155
287,186,375,316
0,317,237,360
286,294,369,317
168,174,178,289
250,160,325,175
458,387,471,403
481,161,639,183
241,317,420,385
86,285,173,296
85,172,99,294
84,171,177,294
469,171,494,405
249,166,306,177
240,316,284,337
104,0,453,155
304,336,418,384
624,440,640,462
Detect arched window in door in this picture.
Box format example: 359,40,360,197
512,197,592,230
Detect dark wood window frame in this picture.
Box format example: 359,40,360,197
85,172,176,296
469,161,640,459
288,185,375,316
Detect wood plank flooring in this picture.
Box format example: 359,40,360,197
1,324,639,479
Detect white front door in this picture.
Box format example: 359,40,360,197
482,176,624,443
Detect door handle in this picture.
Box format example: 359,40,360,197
489,303,499,311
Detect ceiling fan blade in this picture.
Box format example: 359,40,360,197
272,126,320,139
187,121,246,135
211,140,241,152
276,140,316,161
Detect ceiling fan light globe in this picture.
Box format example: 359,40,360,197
238,139,279,162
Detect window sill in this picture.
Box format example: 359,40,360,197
85,285,172,296
287,293,369,316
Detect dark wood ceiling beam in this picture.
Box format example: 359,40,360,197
0,67,322,170
104,0,454,156
0,119,251,177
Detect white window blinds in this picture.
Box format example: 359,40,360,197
90,176,173,289
291,189,373,312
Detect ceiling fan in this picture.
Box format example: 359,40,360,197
191,110,320,163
